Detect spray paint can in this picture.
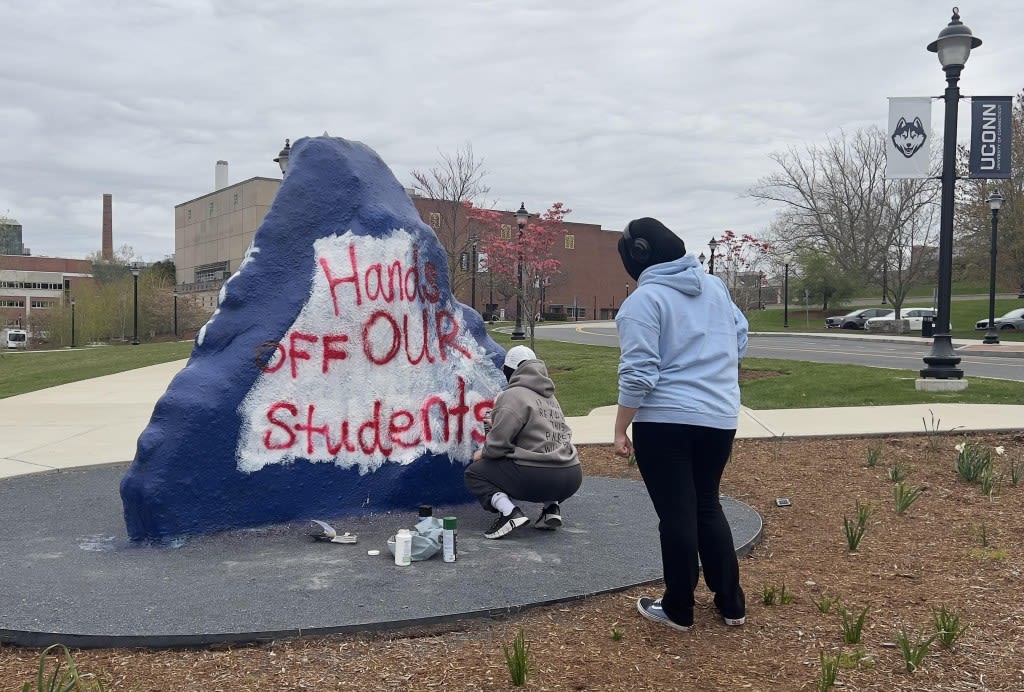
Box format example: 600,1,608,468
394,529,412,566
442,516,458,563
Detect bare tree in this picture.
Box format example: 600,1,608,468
748,126,940,312
410,143,491,295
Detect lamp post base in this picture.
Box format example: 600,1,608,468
915,377,968,392
919,334,963,381
510,326,526,341
983,329,1000,345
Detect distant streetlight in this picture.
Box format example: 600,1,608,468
708,237,719,275
921,8,982,381
173,289,179,339
131,266,140,345
511,203,529,341
274,138,291,175
783,254,793,328
70,297,76,348
470,235,479,312
625,283,630,299
983,190,1004,345
757,271,764,309
698,252,706,268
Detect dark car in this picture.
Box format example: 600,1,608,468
824,308,894,330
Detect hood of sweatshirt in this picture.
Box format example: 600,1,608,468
637,254,704,297
507,359,555,397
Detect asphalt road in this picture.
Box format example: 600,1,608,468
533,322,1024,383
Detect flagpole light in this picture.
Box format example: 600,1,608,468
918,7,981,389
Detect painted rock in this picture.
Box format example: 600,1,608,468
121,136,506,541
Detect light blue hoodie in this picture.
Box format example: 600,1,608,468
615,254,748,430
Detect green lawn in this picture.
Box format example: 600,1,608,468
3,330,1023,415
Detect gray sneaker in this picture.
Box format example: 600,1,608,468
636,597,691,632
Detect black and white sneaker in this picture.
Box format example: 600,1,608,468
484,507,529,539
636,597,691,632
534,503,562,530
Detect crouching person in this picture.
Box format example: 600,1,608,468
465,345,583,539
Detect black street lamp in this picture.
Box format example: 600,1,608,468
469,236,479,312
70,297,76,348
783,254,793,328
274,139,291,175
510,203,529,341
983,190,1003,344
757,271,764,309
698,252,706,269
708,237,719,276
625,283,630,299
131,266,140,345
173,289,179,339
920,8,982,381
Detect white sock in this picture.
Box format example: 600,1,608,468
490,492,516,516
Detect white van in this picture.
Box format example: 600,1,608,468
4,328,28,349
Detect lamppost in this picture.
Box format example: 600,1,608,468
920,8,982,381
70,297,76,348
708,237,719,275
173,289,179,339
625,283,630,299
274,138,291,175
130,266,140,345
783,254,793,328
698,252,706,269
510,203,529,341
983,190,1003,345
757,271,764,310
469,235,479,312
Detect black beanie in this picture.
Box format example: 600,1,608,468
618,217,687,280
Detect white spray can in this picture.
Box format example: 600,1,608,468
442,516,458,562
394,529,412,566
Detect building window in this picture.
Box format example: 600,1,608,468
500,224,513,240
30,300,54,309
564,234,575,250
233,192,239,206
208,201,215,217
428,212,441,230
0,299,25,308
187,208,192,221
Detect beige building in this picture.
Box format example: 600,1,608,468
174,175,281,311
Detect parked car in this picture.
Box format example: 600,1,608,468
824,308,894,330
865,307,947,332
975,307,1024,331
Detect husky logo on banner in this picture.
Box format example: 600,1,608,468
886,97,932,179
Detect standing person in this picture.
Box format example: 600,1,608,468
612,217,748,632
465,345,583,539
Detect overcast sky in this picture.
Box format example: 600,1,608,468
3,1,1021,263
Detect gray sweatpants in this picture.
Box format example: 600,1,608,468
464,459,583,512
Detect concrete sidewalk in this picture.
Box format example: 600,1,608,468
2,356,1023,479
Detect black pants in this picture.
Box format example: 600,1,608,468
632,422,745,627
464,459,583,513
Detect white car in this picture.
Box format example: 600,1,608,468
865,308,949,332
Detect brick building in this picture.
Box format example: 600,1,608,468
0,255,93,330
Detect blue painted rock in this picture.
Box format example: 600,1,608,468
121,136,506,541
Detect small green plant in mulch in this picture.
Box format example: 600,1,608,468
896,628,936,673
932,605,968,648
761,583,793,606
503,629,531,687
892,481,924,515
865,442,882,468
21,643,107,692
627,453,637,467
816,652,838,691
815,594,837,614
610,626,623,641
955,441,994,483
842,501,872,552
840,605,869,645
887,459,909,482
1008,455,1023,486
979,465,1001,498
837,649,873,670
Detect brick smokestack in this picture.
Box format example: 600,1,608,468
102,193,113,261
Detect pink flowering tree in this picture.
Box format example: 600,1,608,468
467,202,571,350
709,230,774,311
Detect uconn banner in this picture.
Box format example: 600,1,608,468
969,96,1012,179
